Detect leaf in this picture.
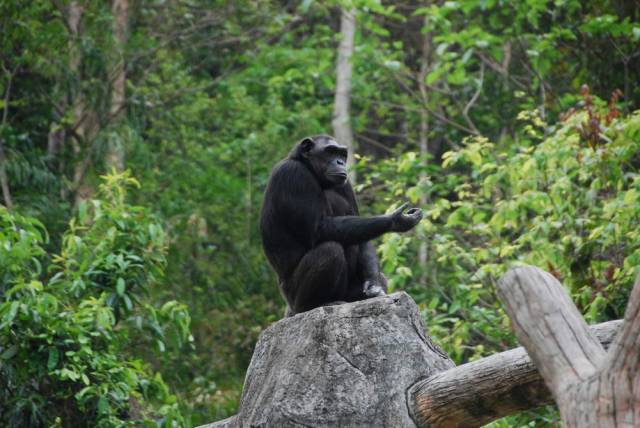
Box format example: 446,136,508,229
59,368,80,381
75,386,94,401
624,189,637,205
116,278,125,296
97,396,109,415
123,294,133,311
1,345,19,360
426,67,446,85
47,348,59,370
301,0,313,13
1,302,20,328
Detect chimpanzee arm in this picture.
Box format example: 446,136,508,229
316,203,423,246
341,181,384,286
314,179,394,245
273,160,393,247
316,215,391,246
273,160,421,247
359,240,387,297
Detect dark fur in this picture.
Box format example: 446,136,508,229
260,135,388,314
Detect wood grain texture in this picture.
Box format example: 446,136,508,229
497,266,606,395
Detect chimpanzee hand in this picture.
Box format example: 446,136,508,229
388,202,423,232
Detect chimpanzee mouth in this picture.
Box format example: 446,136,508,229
329,173,348,181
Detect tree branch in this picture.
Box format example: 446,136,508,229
604,275,640,374
408,319,622,428
496,266,606,400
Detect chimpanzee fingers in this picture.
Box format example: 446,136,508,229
401,209,423,229
402,209,422,219
392,202,409,215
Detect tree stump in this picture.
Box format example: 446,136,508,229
200,292,455,427
198,287,624,428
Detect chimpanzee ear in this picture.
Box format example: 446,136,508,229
300,137,315,154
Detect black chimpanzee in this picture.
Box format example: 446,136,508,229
260,135,423,315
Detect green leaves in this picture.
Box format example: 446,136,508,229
47,348,59,370
0,175,188,427
116,278,125,296
2,0,638,425
364,99,640,384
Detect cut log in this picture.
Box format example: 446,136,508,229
497,265,640,427
198,292,455,427
408,319,621,428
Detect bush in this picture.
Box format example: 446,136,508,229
0,172,190,428
363,93,640,362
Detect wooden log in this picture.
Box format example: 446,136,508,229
497,265,640,427
408,319,621,427
498,266,606,392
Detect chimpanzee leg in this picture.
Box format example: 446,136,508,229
283,241,349,314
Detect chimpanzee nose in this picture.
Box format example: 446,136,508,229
337,159,345,166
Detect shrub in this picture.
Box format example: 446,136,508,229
0,172,190,428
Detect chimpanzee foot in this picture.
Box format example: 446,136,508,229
363,284,386,298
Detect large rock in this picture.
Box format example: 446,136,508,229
200,292,454,427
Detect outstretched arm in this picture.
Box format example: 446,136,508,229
272,161,422,246
316,203,423,246
316,215,391,246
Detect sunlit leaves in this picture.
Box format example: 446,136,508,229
364,102,640,380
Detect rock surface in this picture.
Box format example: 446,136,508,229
199,292,454,428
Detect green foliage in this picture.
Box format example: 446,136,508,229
1,0,638,425
124,14,339,422
0,173,190,427
360,96,640,425
366,98,640,363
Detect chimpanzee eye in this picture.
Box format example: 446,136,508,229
325,146,347,159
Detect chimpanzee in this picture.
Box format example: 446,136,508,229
260,135,423,315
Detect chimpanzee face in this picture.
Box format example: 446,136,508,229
300,136,348,187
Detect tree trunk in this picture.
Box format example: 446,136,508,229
497,266,640,427
106,0,129,172
0,65,15,210
67,1,98,205
0,139,12,210
417,17,431,280
332,7,356,179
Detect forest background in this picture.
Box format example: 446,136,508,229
1,0,639,426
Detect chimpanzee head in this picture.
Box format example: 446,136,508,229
291,135,349,187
